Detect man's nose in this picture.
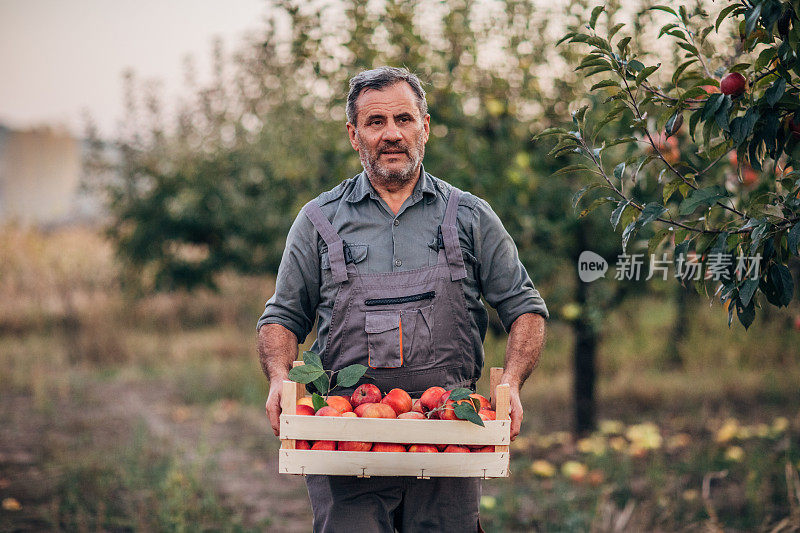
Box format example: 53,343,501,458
382,121,402,141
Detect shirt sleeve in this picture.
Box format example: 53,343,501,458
472,198,549,330
256,207,320,342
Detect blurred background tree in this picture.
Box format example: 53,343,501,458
552,0,800,330
86,0,784,434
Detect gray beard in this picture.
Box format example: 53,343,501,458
357,132,425,188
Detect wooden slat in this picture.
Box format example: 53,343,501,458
279,449,509,478
494,383,510,455
280,415,510,445
489,367,504,409
280,379,300,450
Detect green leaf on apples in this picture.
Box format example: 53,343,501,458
312,393,327,411
454,403,485,427
448,388,473,401
312,372,330,397
302,351,323,369
335,364,368,388
470,397,482,412
288,364,325,384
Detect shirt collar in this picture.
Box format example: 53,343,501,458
345,165,437,204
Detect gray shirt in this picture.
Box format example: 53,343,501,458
257,169,548,361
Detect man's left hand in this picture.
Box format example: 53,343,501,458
507,384,523,441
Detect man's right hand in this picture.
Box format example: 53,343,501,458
266,380,283,436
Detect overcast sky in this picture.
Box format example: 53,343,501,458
0,0,267,136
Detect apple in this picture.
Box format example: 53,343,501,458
471,445,495,453
296,404,316,416
793,315,800,331
397,411,426,419
372,443,407,452
315,406,342,417
720,72,746,97
341,411,358,418
478,409,496,421
408,444,439,453
443,445,471,453
411,399,425,413
437,391,473,421
338,441,372,452
297,397,314,408
381,388,412,415
296,440,311,449
325,395,353,413
419,386,447,412
700,84,720,97
470,394,491,411
311,440,337,450
354,403,397,418
351,383,382,408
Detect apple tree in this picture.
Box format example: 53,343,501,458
545,0,800,328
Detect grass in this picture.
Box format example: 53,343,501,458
0,225,798,531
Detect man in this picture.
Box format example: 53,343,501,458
257,66,548,532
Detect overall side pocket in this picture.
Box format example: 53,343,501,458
365,310,402,368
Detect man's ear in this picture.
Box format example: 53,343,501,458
423,114,431,144
346,122,359,151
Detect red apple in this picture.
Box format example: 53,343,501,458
398,411,426,419
408,444,439,453
419,386,447,412
338,441,372,452
296,440,311,449
720,72,746,97
478,409,496,421
296,404,316,416
354,403,396,418
443,445,471,453
411,399,425,413
351,383,382,408
315,406,342,417
311,440,337,450
372,443,407,452
381,388,412,415
325,395,353,413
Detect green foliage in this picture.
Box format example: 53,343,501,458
287,350,367,396
557,0,800,328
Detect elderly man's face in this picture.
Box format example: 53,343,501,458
347,82,430,187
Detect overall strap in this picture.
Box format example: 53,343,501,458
441,188,467,281
304,202,348,283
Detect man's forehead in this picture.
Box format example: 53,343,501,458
356,82,420,116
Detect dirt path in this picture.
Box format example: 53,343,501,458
0,380,313,531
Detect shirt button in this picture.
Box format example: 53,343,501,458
393,219,400,226
395,259,402,267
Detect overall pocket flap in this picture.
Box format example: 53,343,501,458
321,244,368,270
364,310,400,334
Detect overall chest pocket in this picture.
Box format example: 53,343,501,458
364,304,434,369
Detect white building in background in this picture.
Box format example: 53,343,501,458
0,124,101,226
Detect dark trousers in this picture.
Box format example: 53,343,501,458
305,475,481,532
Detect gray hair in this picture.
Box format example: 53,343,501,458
346,67,427,126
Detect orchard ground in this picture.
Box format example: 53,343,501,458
0,226,798,531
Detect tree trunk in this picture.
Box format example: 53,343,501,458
573,221,598,436
573,283,598,436
664,283,689,368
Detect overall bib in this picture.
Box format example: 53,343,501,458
302,188,482,532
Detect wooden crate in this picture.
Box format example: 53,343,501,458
278,366,511,479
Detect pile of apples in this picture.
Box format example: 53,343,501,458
292,383,497,453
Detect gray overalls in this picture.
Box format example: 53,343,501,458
303,188,482,532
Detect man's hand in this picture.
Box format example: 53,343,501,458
501,313,546,442
257,324,299,437
265,380,284,437
507,383,524,441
